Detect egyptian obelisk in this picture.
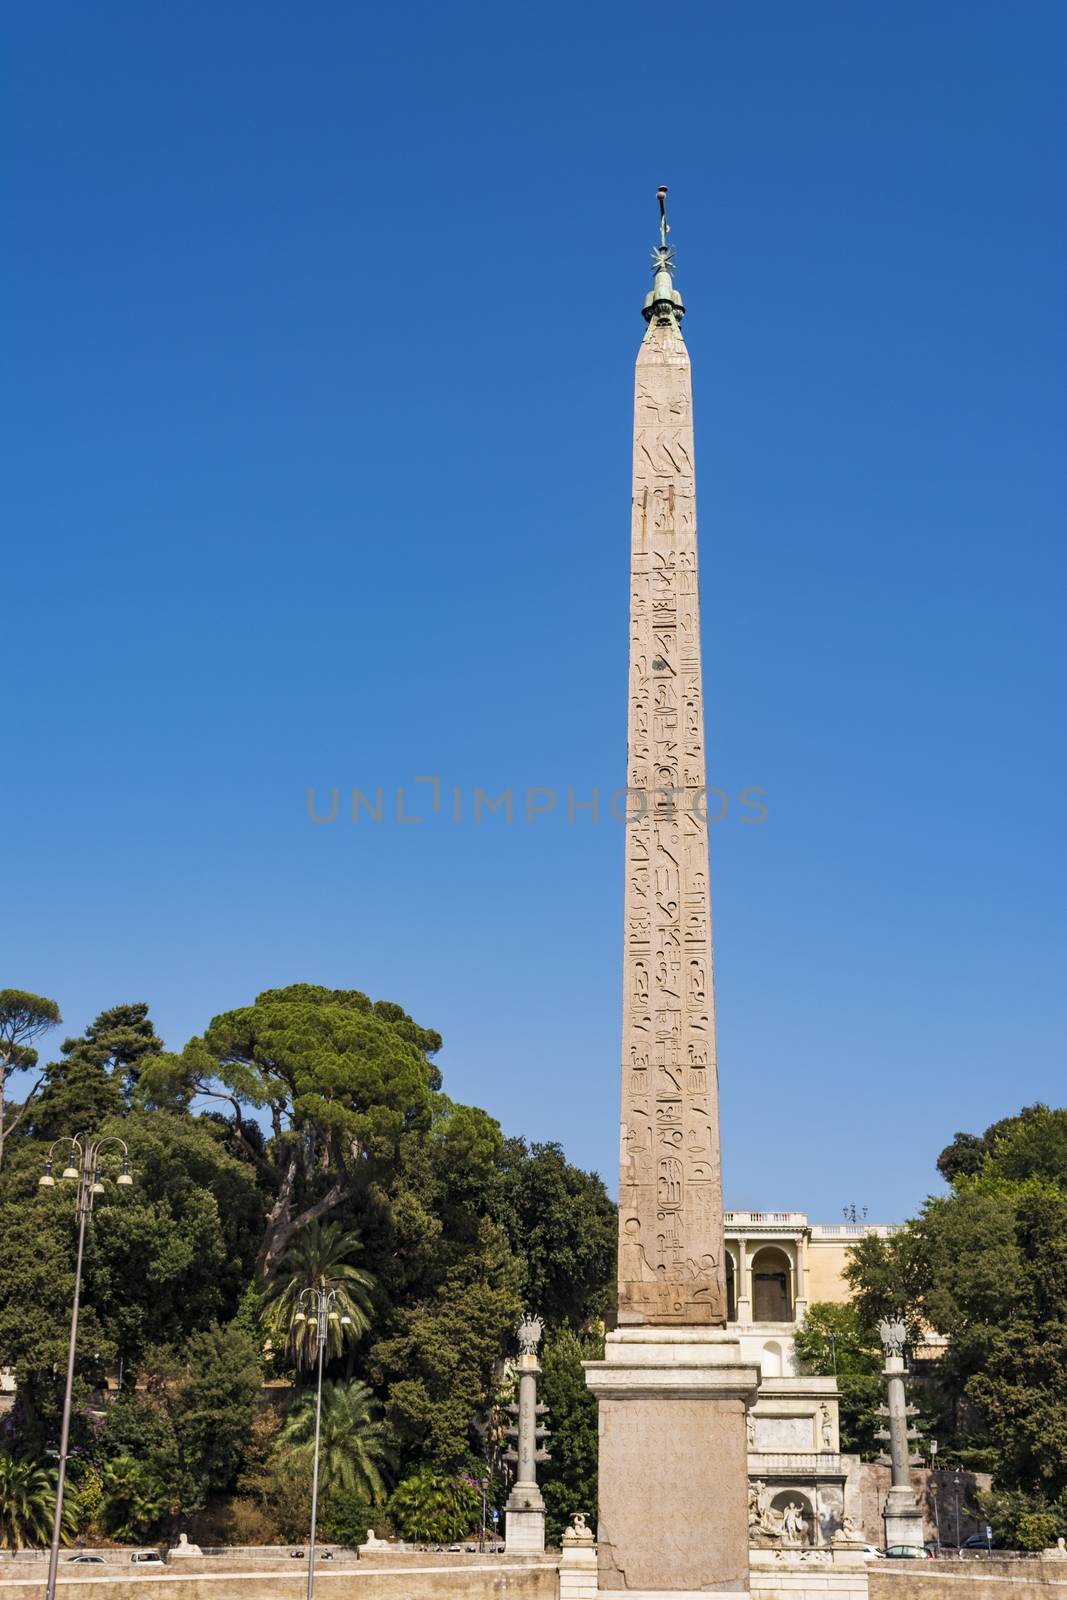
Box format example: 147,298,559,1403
585,192,759,1597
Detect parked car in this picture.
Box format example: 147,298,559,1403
68,1555,106,1564
861,1545,885,1561
961,1532,1000,1551
130,1553,165,1566
885,1544,933,1560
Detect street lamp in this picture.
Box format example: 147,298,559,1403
929,1440,940,1553
39,1134,133,1600
953,1470,962,1559
297,1286,352,1600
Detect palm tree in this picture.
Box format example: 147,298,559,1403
263,1220,375,1370
0,1455,75,1550
280,1380,391,1505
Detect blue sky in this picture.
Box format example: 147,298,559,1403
5,0,1064,1223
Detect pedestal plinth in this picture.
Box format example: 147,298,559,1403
505,1498,546,1553
882,1485,924,1551
585,1329,760,1596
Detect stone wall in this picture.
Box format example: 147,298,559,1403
870,1558,1067,1599
0,1558,558,1600
853,1462,992,1546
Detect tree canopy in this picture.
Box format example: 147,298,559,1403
838,1102,1067,1534
0,979,616,1546
0,988,61,1169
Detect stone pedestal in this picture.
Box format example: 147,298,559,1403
585,1329,760,1595
560,1515,599,1600
882,1484,924,1550
505,1501,546,1553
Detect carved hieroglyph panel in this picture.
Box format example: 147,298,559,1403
618,316,726,1326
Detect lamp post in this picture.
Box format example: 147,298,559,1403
929,1439,940,1553
953,1470,962,1558
39,1134,133,1600
293,1287,352,1600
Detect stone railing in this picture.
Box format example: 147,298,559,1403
724,1211,807,1227
747,1452,843,1476
810,1223,901,1238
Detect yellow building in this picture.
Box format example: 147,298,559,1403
722,1211,901,1376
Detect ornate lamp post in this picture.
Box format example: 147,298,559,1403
293,1287,352,1600
39,1134,133,1600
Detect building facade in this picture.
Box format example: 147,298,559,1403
725,1212,902,1546
724,1211,900,1374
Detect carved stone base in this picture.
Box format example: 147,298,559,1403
749,1546,870,1598
585,1329,760,1593
882,1485,924,1550
505,1487,545,1554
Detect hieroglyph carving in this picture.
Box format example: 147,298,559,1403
618,313,726,1327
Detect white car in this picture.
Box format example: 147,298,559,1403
130,1553,166,1567
862,1544,886,1561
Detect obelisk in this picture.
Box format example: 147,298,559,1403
585,191,759,1597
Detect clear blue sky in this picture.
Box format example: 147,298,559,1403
5,1,1064,1223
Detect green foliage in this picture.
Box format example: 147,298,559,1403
500,1141,616,1327
0,1110,264,1440
30,1004,164,1140
139,984,444,1280
142,1322,263,1519
794,1303,884,1457
91,1323,261,1533
936,1106,1067,1188
0,1453,73,1549
317,1490,373,1547
75,1464,104,1534
387,1468,480,1543
100,1456,172,1541
0,988,61,1168
847,1101,1067,1505
538,1326,603,1544
371,1216,523,1470
263,1221,375,1369
236,1409,316,1541
280,1380,391,1504
0,990,62,1078
0,977,620,1536
975,1485,1067,1551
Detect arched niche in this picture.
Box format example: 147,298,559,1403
751,1244,794,1322
770,1488,813,1546
761,1338,783,1377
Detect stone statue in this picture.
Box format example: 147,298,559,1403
782,1502,805,1546
878,1318,907,1359
820,1402,833,1449
748,1481,789,1543
516,1313,544,1355
562,1513,595,1549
